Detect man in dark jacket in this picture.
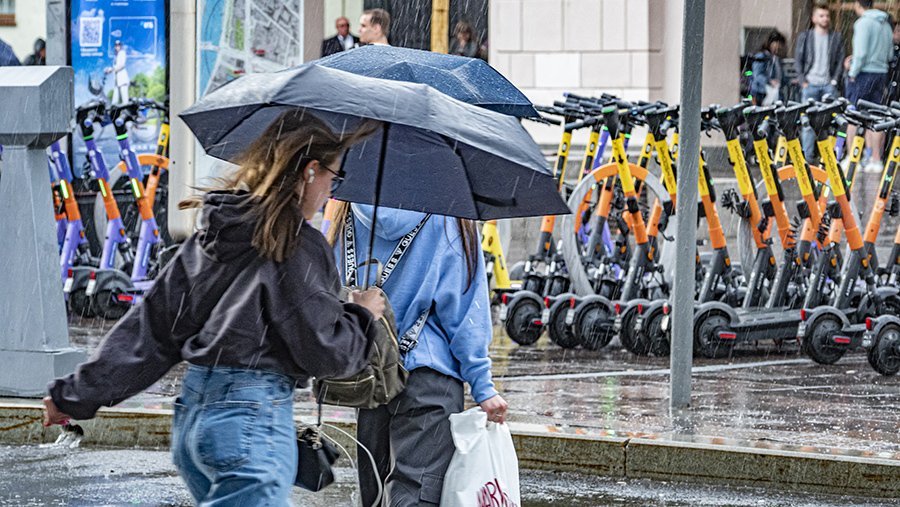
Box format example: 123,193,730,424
322,16,357,57
795,2,844,160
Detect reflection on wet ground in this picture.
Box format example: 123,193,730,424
1,445,892,506
67,315,900,462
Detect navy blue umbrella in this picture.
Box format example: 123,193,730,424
315,44,538,118
180,64,567,221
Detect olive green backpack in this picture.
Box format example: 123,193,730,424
314,211,431,409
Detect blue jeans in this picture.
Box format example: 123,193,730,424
800,83,837,161
172,365,297,506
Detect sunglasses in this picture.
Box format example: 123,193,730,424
322,165,345,194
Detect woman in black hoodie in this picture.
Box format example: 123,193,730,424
43,111,383,504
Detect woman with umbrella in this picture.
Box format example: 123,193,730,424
327,198,508,505
42,112,386,504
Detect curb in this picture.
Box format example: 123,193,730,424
2,404,898,498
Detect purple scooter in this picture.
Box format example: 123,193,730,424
50,141,97,316
66,101,139,318
84,100,165,319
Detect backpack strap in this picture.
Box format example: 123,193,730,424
398,304,432,356
343,208,431,288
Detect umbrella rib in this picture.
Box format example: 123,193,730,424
445,137,481,219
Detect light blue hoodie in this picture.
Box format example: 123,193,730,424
335,203,497,403
849,9,893,78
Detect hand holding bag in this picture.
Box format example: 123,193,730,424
440,408,521,507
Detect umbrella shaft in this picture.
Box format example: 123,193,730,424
364,122,392,289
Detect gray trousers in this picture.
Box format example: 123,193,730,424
357,367,464,507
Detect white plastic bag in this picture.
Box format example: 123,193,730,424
440,408,521,507
762,83,780,106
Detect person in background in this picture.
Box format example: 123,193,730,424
450,20,483,59
884,19,900,106
794,2,844,161
358,8,390,46
750,31,786,106
845,0,893,172
0,37,19,66
322,16,358,57
23,38,46,66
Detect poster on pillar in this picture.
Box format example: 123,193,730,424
69,0,168,177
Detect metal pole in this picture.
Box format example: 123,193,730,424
167,0,198,242
670,0,705,411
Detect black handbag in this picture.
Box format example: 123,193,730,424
294,401,340,492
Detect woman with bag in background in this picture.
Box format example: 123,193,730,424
43,112,385,505
751,30,787,105
327,202,509,506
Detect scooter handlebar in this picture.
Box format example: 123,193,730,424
873,117,900,132
563,115,603,131
856,99,890,114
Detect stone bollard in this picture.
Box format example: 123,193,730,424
0,66,86,396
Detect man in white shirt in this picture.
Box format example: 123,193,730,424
105,40,129,104
321,17,358,57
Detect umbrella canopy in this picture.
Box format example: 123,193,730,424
180,64,568,220
315,45,538,118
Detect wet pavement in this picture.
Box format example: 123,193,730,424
0,445,892,506
67,315,900,462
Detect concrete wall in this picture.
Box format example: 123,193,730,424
489,0,795,146
740,0,795,51
304,0,326,62
0,1,46,62
490,0,660,145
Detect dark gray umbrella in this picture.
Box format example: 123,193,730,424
180,63,568,220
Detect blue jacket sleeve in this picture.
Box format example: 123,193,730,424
433,226,497,404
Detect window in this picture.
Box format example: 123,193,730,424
0,0,14,27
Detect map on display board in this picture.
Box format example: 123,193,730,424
198,0,304,97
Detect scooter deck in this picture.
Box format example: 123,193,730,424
730,308,802,342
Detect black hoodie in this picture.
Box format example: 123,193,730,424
48,191,373,420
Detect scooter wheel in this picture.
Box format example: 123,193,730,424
68,288,96,319
504,297,543,346
867,323,900,376
575,303,614,351
640,307,670,357
802,315,845,365
547,278,569,297
596,279,620,300
548,297,579,349
694,310,733,359
94,279,131,320
619,309,652,356
522,275,543,294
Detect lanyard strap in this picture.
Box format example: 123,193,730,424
344,209,431,288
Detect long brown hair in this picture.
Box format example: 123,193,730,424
180,110,376,262
326,201,481,290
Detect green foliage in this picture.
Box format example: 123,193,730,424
128,66,168,103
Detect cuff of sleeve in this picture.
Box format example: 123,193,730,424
471,382,498,404
47,377,100,421
344,302,375,333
